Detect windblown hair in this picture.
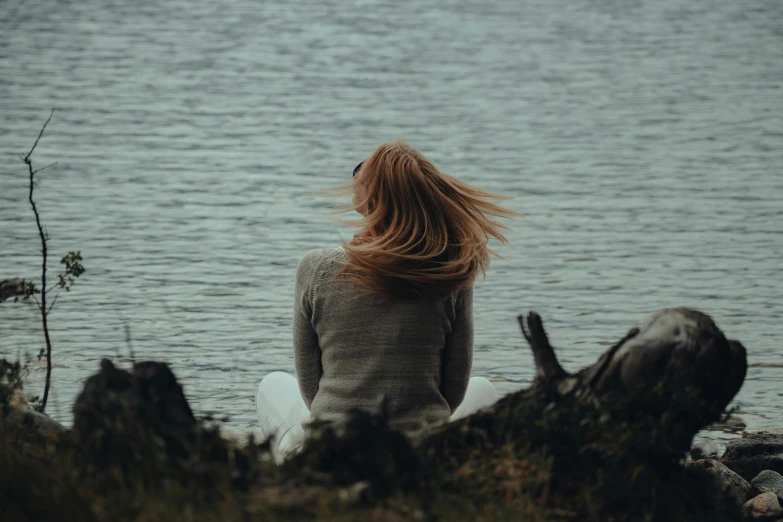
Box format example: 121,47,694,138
333,141,520,301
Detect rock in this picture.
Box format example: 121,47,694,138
3,407,66,437
742,492,783,521
722,433,783,482
70,359,260,491
751,470,783,500
710,414,747,433
745,429,783,438
682,459,756,518
692,439,721,460
0,278,25,303
72,359,198,472
338,481,371,505
0,404,68,459
8,389,28,409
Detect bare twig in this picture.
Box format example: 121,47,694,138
24,108,56,411
32,162,58,175
46,291,60,316
123,322,136,364
25,109,55,162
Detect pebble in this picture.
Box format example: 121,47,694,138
338,481,371,506
751,470,783,501
741,492,783,521
691,440,721,460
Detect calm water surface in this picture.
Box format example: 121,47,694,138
1,0,781,441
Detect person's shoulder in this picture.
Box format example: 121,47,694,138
299,247,345,264
451,285,473,307
296,248,345,277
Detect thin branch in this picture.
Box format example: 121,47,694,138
123,322,136,364
24,109,55,162
47,291,60,316
24,109,56,412
33,162,58,175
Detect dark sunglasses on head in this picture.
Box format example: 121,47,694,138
352,161,363,177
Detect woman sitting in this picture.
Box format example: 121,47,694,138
256,141,519,460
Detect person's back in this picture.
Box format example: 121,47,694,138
295,247,473,430
256,141,519,460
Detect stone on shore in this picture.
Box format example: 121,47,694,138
71,359,198,471
691,439,721,460
741,492,783,521
751,470,783,501
745,429,783,438
710,414,747,433
1,401,68,460
0,278,25,303
722,433,783,482
682,459,756,519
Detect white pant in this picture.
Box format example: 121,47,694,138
255,371,499,462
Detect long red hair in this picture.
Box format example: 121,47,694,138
333,141,520,300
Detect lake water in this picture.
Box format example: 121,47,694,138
1,0,781,442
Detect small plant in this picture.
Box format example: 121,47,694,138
0,359,26,406
0,358,42,412
18,109,85,413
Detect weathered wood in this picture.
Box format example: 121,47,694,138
517,312,567,386
520,308,746,416
421,308,747,458
581,308,746,421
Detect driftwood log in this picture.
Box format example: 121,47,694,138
421,307,747,453
521,307,746,421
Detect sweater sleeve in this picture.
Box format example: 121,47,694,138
440,286,474,412
293,250,322,409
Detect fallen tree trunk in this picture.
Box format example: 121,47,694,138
421,307,747,456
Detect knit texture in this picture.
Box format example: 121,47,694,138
294,248,474,430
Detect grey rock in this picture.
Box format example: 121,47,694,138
0,278,25,303
0,405,68,458
721,433,783,482
682,459,756,519
8,389,28,409
338,481,371,505
752,470,783,499
692,439,721,460
741,492,783,521
72,359,197,467
2,407,67,437
709,414,747,433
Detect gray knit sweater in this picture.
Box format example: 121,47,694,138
294,248,474,430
